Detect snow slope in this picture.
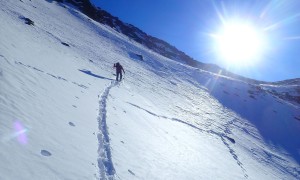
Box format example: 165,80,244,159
0,0,299,179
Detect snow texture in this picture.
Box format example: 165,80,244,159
0,0,299,180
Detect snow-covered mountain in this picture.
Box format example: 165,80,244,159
0,0,299,179
64,0,300,107
260,82,300,107
63,0,245,79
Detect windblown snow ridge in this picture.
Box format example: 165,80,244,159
97,81,117,180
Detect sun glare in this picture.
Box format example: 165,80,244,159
215,22,264,66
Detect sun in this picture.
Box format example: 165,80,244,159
215,22,264,66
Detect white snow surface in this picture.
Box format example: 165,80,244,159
0,0,300,180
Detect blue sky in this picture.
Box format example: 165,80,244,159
91,0,300,82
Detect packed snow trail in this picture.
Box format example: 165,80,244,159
97,81,118,180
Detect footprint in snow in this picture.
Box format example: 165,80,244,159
128,169,135,176
69,122,75,127
61,42,70,47
225,136,235,144
41,150,52,157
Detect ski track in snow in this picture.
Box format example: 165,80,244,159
97,81,118,180
127,102,249,178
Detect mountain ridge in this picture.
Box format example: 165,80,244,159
57,0,300,105
63,0,300,85
59,0,276,84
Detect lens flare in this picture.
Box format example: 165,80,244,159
13,121,28,144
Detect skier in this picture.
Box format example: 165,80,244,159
113,62,125,81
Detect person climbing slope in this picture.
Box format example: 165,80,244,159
113,62,125,81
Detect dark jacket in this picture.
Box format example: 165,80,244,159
114,63,125,74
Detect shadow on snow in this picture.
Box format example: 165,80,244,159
79,69,114,81
198,75,300,171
